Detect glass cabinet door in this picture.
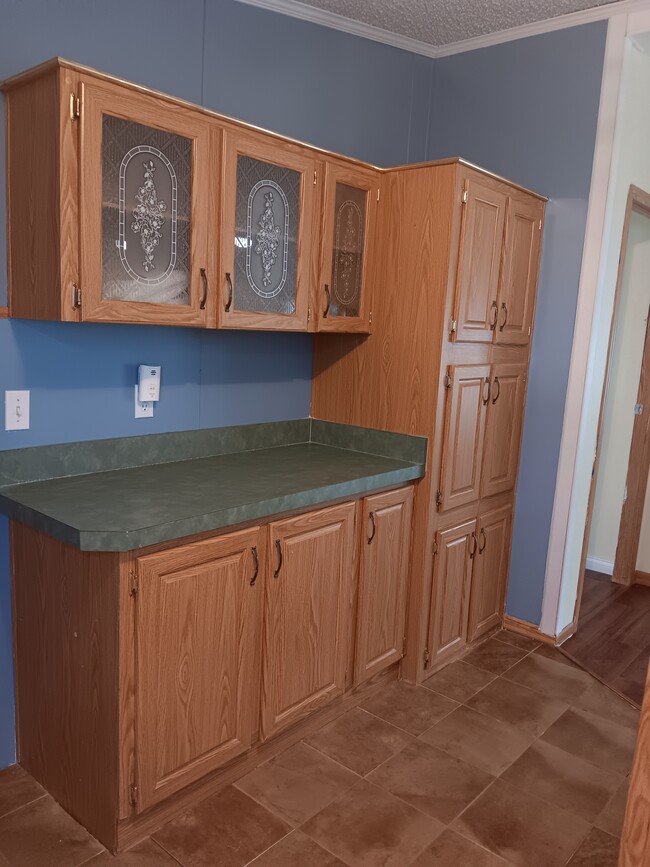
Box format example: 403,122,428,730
80,79,214,326
316,162,378,333
220,132,314,330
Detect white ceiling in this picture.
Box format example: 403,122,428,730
278,0,621,46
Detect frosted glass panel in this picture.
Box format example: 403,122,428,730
329,183,367,318
102,115,192,305
233,156,300,315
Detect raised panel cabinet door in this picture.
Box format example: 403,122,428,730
315,160,379,333
134,527,265,811
79,78,215,326
468,506,512,642
219,130,315,331
481,362,527,498
427,519,477,669
495,195,544,345
355,486,414,684
261,502,356,739
452,178,507,343
438,365,491,512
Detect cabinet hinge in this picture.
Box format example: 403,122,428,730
449,318,457,335
72,284,81,310
461,187,468,205
377,187,380,202
436,490,443,507
313,170,317,187
538,218,542,230
307,306,311,323
129,570,139,597
424,648,431,667
402,635,407,656
69,93,81,121
444,373,452,389
129,783,138,807
369,311,373,326
433,539,439,556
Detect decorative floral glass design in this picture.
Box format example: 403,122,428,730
233,156,300,315
102,115,192,304
330,183,367,318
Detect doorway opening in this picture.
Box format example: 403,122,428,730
561,185,650,706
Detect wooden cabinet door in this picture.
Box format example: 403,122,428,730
261,502,355,739
355,486,414,684
315,160,379,334
134,527,264,811
427,520,477,669
219,130,315,331
481,362,527,498
452,178,507,343
438,365,490,511
495,195,543,345
468,506,512,642
79,78,215,327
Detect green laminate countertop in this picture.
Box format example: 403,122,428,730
0,421,426,552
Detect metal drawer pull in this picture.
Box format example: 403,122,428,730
225,272,233,312
483,378,491,406
199,268,208,310
489,300,498,330
499,302,508,330
250,546,259,586
368,511,376,544
469,532,477,559
492,376,500,404
479,528,487,553
273,539,283,578
323,284,331,318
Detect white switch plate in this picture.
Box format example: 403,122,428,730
134,385,154,419
5,390,30,430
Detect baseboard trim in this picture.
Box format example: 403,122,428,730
586,556,614,575
634,570,650,586
555,621,577,645
503,614,555,646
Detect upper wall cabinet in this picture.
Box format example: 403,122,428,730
80,78,216,326
219,130,315,331
314,160,379,334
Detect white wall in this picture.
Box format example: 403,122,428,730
588,210,650,570
554,36,650,632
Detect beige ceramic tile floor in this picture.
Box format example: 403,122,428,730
0,630,638,866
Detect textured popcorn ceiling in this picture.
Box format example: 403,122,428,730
292,0,620,45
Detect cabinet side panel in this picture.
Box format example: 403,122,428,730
5,71,63,320
11,522,119,848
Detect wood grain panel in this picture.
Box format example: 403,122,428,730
427,519,476,669
468,504,512,641
0,308,8,318
354,486,414,684
481,362,527,498
261,502,356,739
452,176,507,344
619,659,649,867
11,522,120,849
134,527,265,811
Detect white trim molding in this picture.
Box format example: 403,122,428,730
585,556,615,575
235,0,650,58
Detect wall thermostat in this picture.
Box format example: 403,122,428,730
138,365,161,402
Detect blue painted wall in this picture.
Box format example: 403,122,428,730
428,23,608,623
0,0,434,767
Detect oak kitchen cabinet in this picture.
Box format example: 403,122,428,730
10,484,414,852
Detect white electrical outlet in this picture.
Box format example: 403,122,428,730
134,385,154,419
5,390,30,431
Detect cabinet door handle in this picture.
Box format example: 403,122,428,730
491,376,500,404
250,546,259,586
367,511,376,544
482,378,491,406
479,528,487,553
469,531,477,559
499,302,508,331
323,284,331,318
225,272,233,312
273,539,283,578
199,268,208,310
489,300,498,330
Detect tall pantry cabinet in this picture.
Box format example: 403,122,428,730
312,160,545,682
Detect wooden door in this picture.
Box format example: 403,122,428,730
79,77,215,326
315,160,379,334
495,194,543,345
355,486,414,684
219,130,315,331
438,365,491,511
261,502,355,739
134,527,264,811
452,177,507,343
427,519,477,669
481,362,527,498
468,505,512,641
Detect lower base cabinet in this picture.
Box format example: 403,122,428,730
468,505,512,642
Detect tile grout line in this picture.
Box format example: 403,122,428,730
0,792,48,824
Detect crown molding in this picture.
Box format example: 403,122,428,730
235,0,650,58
